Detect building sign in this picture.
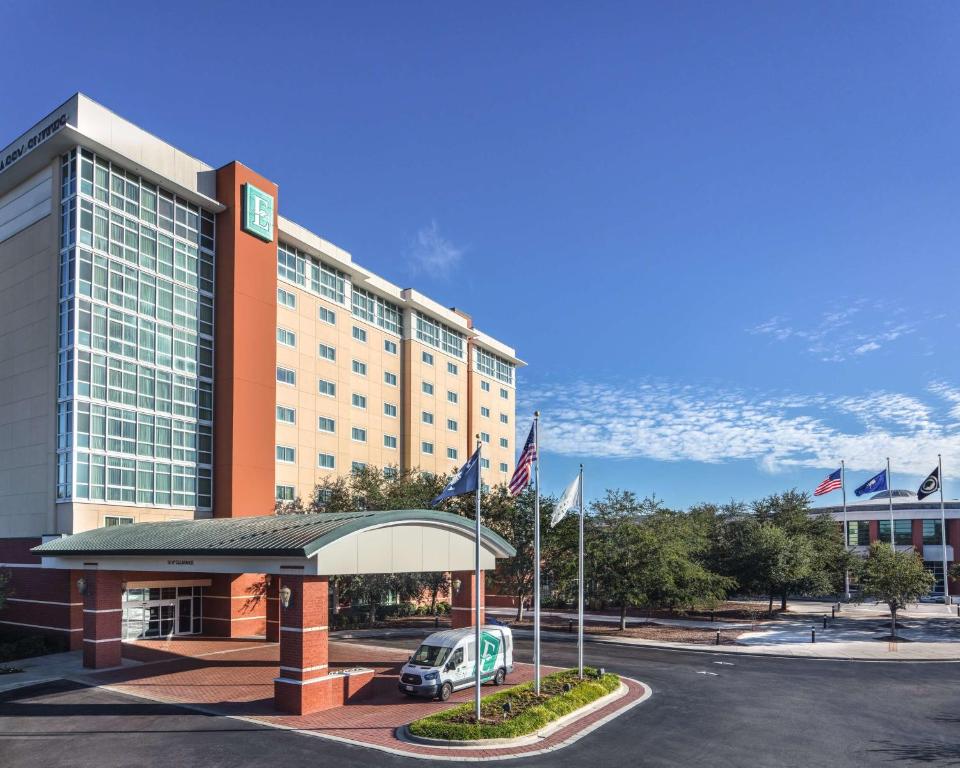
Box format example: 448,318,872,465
0,113,69,173
242,182,275,241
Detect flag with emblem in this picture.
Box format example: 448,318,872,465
854,469,888,497
917,466,940,501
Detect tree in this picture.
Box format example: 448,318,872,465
856,541,935,638
420,571,451,614
0,569,10,612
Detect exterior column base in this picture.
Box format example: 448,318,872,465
83,638,122,669
273,669,375,715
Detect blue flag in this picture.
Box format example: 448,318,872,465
854,469,888,497
429,446,481,506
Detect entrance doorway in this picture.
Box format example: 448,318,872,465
122,585,203,640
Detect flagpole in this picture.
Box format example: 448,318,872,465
474,435,482,722
887,457,894,549
939,454,949,606
577,463,584,680
842,460,850,600
533,411,541,696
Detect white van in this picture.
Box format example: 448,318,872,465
398,625,514,701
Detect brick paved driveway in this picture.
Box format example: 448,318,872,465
78,637,647,759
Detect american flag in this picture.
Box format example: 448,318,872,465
814,468,842,496
508,421,537,496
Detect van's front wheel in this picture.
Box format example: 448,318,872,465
438,682,453,701
493,667,506,685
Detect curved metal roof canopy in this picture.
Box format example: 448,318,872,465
32,510,516,576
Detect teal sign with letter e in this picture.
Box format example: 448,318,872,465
242,183,275,241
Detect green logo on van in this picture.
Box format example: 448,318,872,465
242,183,274,242
479,631,501,674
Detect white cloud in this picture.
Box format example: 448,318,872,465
521,379,960,476
853,341,880,355
408,220,464,276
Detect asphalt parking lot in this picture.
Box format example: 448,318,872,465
1,637,959,767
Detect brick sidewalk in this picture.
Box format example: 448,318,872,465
77,637,649,759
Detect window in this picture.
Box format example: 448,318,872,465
500,413,509,424
500,388,509,399
422,411,434,425
422,351,434,365
500,438,509,448
104,515,134,526
480,458,490,469
276,445,296,463
447,448,458,460
384,339,397,355
352,461,366,473
481,381,490,392
413,311,465,358
318,379,336,397
276,484,295,501
318,453,335,469
422,441,434,455
447,419,458,431
319,306,336,325
447,391,458,404
318,416,335,433
878,519,913,545
384,402,398,418
352,326,367,343
384,434,398,449
500,462,509,473
481,406,490,417
480,432,490,443
277,327,296,347
352,360,367,376
923,520,950,545
318,343,336,361
351,287,401,334
383,466,398,479
476,346,515,384
422,382,434,395
352,427,367,442
448,362,458,375
276,366,296,386
277,287,296,309
352,393,367,409
276,406,296,424
847,521,870,546
384,371,397,386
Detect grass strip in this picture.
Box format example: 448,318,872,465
407,667,620,740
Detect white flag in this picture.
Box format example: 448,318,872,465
551,473,581,527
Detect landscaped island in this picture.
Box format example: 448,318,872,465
407,668,621,741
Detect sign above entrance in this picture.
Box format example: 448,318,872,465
242,182,275,241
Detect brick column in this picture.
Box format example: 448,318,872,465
912,519,925,554
266,575,280,642
451,569,485,629
868,519,880,544
82,571,123,669
205,574,268,637
274,576,329,714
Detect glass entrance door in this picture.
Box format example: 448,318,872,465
122,585,204,639
177,597,192,634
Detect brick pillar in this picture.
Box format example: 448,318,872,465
948,520,960,599
912,519,925,554
205,574,268,637
274,576,329,715
868,519,880,544
451,569,485,629
82,571,123,669
266,576,280,642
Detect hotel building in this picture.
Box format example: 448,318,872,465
0,94,522,655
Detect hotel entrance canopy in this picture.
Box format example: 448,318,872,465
32,509,516,575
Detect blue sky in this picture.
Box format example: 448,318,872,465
5,2,960,509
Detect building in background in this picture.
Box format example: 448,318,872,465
816,490,959,599
0,93,522,645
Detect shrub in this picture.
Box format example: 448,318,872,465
0,630,69,662
408,668,620,740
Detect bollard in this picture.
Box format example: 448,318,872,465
434,616,439,628
831,607,835,620
823,616,827,629
811,628,816,643
711,610,715,623
715,630,721,645
568,620,574,634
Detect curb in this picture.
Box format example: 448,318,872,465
396,681,629,749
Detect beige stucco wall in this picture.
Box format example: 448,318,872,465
469,357,517,486
0,160,60,537
58,502,196,533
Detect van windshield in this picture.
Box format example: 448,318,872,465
411,644,450,667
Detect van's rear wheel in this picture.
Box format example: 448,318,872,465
493,667,506,685
438,682,453,701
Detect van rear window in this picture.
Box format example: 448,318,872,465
411,644,450,667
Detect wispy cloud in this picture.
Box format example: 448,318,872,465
408,220,464,276
521,379,960,475
748,302,921,362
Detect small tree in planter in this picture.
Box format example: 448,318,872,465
856,542,935,639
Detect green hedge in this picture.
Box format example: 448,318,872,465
0,631,69,662
408,668,620,740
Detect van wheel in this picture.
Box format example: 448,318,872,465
493,668,506,685
438,682,453,701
